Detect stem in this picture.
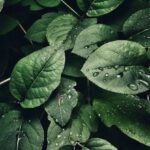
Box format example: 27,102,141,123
61,0,81,17
0,78,11,86
87,79,91,104
16,21,34,46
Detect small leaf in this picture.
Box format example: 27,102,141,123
76,0,124,17
10,46,65,108
63,54,84,77
0,0,4,12
93,93,150,147
82,40,149,94
26,13,60,43
45,78,78,126
0,110,44,150
72,24,118,58
83,138,117,150
0,15,18,35
46,14,97,50
123,8,150,47
36,0,61,7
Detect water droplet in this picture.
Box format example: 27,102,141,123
128,84,138,91
89,115,92,119
124,67,129,71
136,79,149,88
57,134,61,138
1,115,5,118
116,72,123,78
114,65,119,70
116,74,121,78
84,45,89,49
98,67,103,71
68,95,71,99
93,72,99,77
105,73,109,77
55,143,58,146
70,132,72,135
28,120,31,123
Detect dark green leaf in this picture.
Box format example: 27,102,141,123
45,78,78,126
72,24,118,58
46,14,97,50
36,0,61,7
93,93,150,147
10,46,65,108
82,40,149,94
123,8,150,47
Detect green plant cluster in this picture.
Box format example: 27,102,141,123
0,0,150,150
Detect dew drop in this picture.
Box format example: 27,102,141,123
93,72,99,77
57,134,61,138
98,67,103,71
128,83,138,91
105,73,109,77
68,95,71,99
124,67,129,71
114,65,119,70
1,115,5,118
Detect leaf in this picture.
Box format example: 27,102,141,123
45,78,78,126
47,118,73,150
0,110,44,150
21,0,43,11
123,8,150,47
82,40,150,94
46,14,97,50
10,46,65,108
70,105,98,143
63,54,84,77
93,93,150,147
0,15,18,35
26,13,60,43
6,0,21,5
0,0,4,12
36,0,61,7
76,0,124,17
83,138,117,150
72,24,118,58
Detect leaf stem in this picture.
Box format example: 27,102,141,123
61,0,81,18
0,78,11,86
87,79,91,104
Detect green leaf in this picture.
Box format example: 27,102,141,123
123,8,150,47
21,0,43,11
10,46,65,108
45,78,78,126
72,24,118,58
83,138,117,150
0,0,4,12
82,40,149,94
76,0,124,17
36,0,61,7
47,118,73,150
46,14,97,50
6,0,21,5
0,110,44,150
63,54,84,77
93,93,150,147
0,15,18,35
70,105,98,143
26,13,60,43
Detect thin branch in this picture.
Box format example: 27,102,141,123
61,0,81,17
16,21,34,46
0,78,11,86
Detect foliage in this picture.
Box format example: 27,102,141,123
0,0,150,149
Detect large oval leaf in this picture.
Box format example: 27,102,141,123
46,14,97,50
72,24,118,58
123,8,150,47
76,0,124,17
0,0,4,12
26,13,60,43
93,93,150,147
0,110,44,150
82,40,149,94
83,138,117,150
45,78,78,126
10,46,65,108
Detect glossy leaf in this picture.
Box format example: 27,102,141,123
0,0,4,12
26,13,60,43
45,78,78,126
10,46,65,108
123,8,150,47
36,0,61,7
0,15,18,35
93,93,150,147
76,0,124,17
46,14,97,50
0,110,44,150
82,40,149,94
72,24,118,58
83,138,117,150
